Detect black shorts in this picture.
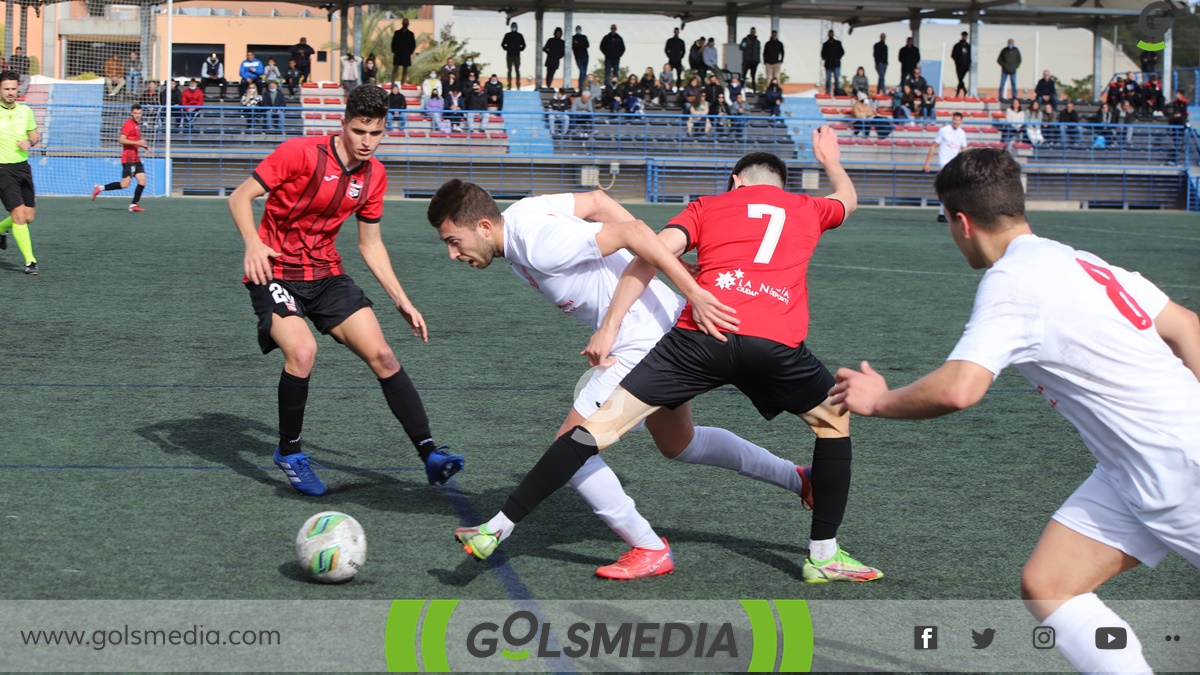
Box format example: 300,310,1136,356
621,327,836,420
0,161,35,211
122,162,145,178
246,275,374,354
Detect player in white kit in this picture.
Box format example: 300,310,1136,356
427,180,818,580
831,148,1200,674
924,111,968,223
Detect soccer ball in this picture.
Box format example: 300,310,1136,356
295,511,366,583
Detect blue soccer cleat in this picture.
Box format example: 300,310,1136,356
425,447,465,485
273,446,327,496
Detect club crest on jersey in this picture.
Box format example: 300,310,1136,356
347,178,363,199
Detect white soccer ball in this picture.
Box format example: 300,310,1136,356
295,511,366,583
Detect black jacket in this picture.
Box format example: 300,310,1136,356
501,31,526,55
688,42,704,69
873,41,887,65
548,95,570,112
898,44,921,71
261,88,287,107
763,38,784,65
465,89,488,111
665,36,686,63
951,39,970,68
388,92,408,110
739,34,761,64
820,38,844,68
543,37,565,66
600,32,626,59
573,34,589,60
391,28,415,57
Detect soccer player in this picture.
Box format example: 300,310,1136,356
0,70,39,274
428,181,818,579
454,133,884,584
923,111,968,223
92,103,149,212
228,85,464,496
830,148,1200,673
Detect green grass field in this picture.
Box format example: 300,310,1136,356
1,198,1197,603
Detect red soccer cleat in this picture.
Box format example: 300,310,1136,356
595,538,675,580
91,185,102,200
128,204,144,213
798,464,814,511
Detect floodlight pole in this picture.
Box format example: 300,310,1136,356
535,9,544,89
165,0,173,197
968,16,979,97
563,1,573,91
1092,21,1103,100
1162,27,1172,97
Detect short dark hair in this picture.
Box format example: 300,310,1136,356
0,70,19,86
952,112,964,119
427,179,502,229
728,151,788,191
934,148,1025,232
130,103,142,112
345,84,389,121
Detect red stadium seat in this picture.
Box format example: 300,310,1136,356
924,124,940,132
302,97,321,104
876,139,893,146
936,110,952,117
449,132,467,138
387,131,405,137
407,130,427,138
304,112,322,119
323,97,341,105
470,132,488,139
980,126,1000,134
304,129,323,135
407,114,423,122
968,111,988,118
320,82,340,89
489,132,508,139
981,96,999,103
301,82,319,88
990,111,1005,119
323,113,340,119
961,125,979,133
830,123,851,131
1013,142,1032,149
430,132,447,138
896,140,914,146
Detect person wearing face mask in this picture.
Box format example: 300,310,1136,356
459,57,480,88
600,24,625,84
501,22,526,90
201,53,228,101
572,26,589,92
997,38,1021,101
422,70,440,99
181,79,205,131
485,74,504,110
543,27,565,90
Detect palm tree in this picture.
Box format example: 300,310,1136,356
326,10,483,86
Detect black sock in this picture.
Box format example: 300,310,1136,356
132,184,144,204
278,370,310,452
104,181,122,191
379,369,437,460
810,436,852,541
502,426,598,523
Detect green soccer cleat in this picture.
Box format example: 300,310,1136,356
455,524,500,561
802,548,884,583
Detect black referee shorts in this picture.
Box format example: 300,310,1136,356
122,162,145,178
0,161,35,211
246,275,374,354
620,327,836,420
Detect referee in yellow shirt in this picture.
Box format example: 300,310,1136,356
0,70,40,274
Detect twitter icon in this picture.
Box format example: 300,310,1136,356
972,628,996,649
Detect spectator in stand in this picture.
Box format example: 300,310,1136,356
639,67,662,107
921,85,937,120
570,88,594,135
1025,100,1045,146
439,58,458,93
898,37,920,87
340,53,361,97
241,82,262,132
681,75,702,113
543,28,565,89
289,37,315,83
180,78,204,131
763,30,784,88
952,31,970,97
263,57,282,88
703,73,722,105
465,81,489,131
201,53,227,100
462,70,481,96
997,38,1021,101
708,91,731,136
1117,99,1137,144
686,96,710,136
459,58,480,88
425,87,445,132
8,46,30,95
1002,97,1025,145
422,70,440,99
584,73,602,101
730,92,748,138
1141,75,1164,114
851,67,869,97
162,79,182,129
444,86,466,131
851,91,874,137
873,34,888,95
900,84,918,119
616,73,643,114
890,86,908,120
659,63,676,95
126,51,142,100
601,75,620,111
104,54,127,97
821,30,844,95
764,78,784,116
600,24,626,84
1105,76,1124,106
485,74,505,110
702,38,721,87
1139,49,1158,77
284,59,301,96
1167,90,1189,126
261,79,287,134
1091,101,1115,146
547,87,570,135
362,54,379,85
1058,100,1081,145
444,73,460,98
1034,70,1055,106
239,51,263,98
666,28,686,76
387,83,408,131
739,27,761,90
391,18,416,83
141,81,162,128
502,22,526,89
903,66,927,99
572,26,589,92
725,74,744,106
1121,71,1142,109
689,36,707,82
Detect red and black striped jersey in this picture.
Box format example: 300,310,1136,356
247,135,386,282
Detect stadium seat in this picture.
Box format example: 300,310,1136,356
387,130,405,137
830,123,851,131
407,114,423,122
470,132,487,139
304,112,322,119
968,111,988,118
301,82,318,88
320,82,340,89
489,132,508,139
303,97,321,105
407,130,427,138
323,98,341,105
981,96,1000,104
990,111,1006,119
936,110,952,117
304,129,323,135
323,113,340,119
924,125,940,132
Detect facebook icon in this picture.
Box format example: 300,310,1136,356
914,626,938,650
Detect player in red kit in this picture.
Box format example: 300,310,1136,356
228,85,463,496
92,103,149,212
455,130,882,583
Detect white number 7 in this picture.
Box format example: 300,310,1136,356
748,204,786,264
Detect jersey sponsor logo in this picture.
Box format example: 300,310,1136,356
324,174,339,182
712,268,789,304
515,264,540,291
347,177,363,199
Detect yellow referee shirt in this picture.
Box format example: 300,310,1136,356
0,102,36,164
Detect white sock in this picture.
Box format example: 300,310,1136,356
809,538,838,562
1043,592,1152,675
568,454,664,550
485,512,516,542
672,426,804,495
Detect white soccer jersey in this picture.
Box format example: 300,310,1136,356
948,234,1200,512
501,193,684,342
935,125,968,167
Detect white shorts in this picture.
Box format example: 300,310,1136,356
572,328,663,418
1052,466,1200,569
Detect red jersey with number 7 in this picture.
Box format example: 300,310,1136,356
246,135,386,282
120,118,141,163
666,184,845,348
